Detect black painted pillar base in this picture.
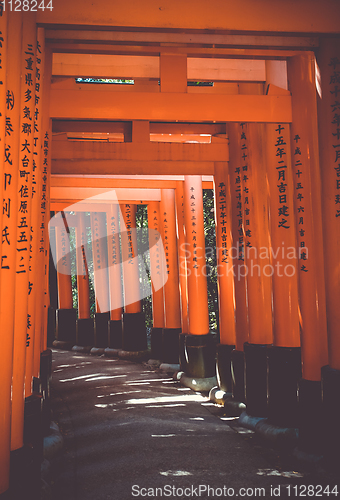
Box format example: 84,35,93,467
162,327,181,364
76,318,94,347
94,312,110,348
40,349,52,437
151,327,163,360
321,365,340,463
108,319,123,349
216,344,235,393
298,378,323,455
47,306,56,347
183,333,216,379
56,308,77,346
10,445,39,499
179,333,187,372
244,343,269,417
24,394,43,461
231,349,246,403
122,312,147,352
267,346,301,428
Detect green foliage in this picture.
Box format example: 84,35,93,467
203,189,219,335
135,205,153,329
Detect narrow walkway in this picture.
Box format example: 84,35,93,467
50,350,338,500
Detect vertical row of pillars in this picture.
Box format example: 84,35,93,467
0,12,53,497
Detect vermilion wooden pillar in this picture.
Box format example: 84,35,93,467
54,215,77,347
120,204,147,352
241,122,273,417
317,37,340,460
266,122,301,427
183,176,215,379
175,182,188,335
175,182,189,369
228,123,249,403
0,9,14,497
288,53,328,453
90,211,110,349
148,201,165,360
214,162,236,393
11,11,36,456
75,212,93,348
160,189,182,364
25,26,45,398
107,204,123,349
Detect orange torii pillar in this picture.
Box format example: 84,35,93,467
183,176,215,380
240,122,274,417
120,204,147,352
54,213,77,347
214,162,236,393
228,123,249,403
175,182,189,369
90,211,110,350
0,9,18,497
107,204,123,349
11,14,43,496
288,54,328,454
266,121,301,428
160,189,182,364
317,37,340,460
75,212,94,348
148,201,165,360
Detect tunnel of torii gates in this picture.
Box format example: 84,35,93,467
1,0,340,496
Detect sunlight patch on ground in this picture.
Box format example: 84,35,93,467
85,375,127,382
160,471,193,477
257,469,304,478
59,373,102,382
126,394,208,405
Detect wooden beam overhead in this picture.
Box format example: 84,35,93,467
52,53,267,82
47,43,311,60
50,89,292,122
37,0,339,34
52,140,228,161
46,29,319,49
51,187,162,201
50,174,214,189
51,159,215,175
52,120,226,135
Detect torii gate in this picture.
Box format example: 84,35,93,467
0,2,340,496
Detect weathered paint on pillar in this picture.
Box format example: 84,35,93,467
288,54,328,381
0,8,14,495
183,176,209,335
107,204,123,320
90,211,110,314
55,214,73,309
120,204,141,313
160,189,181,329
214,162,236,345
25,25,45,395
76,212,90,319
11,11,36,451
228,123,249,351
147,201,164,329
175,181,189,334
317,38,340,370
266,123,300,347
